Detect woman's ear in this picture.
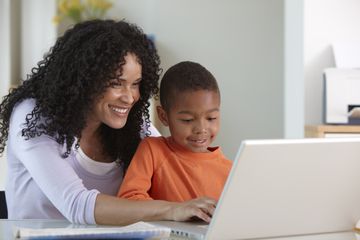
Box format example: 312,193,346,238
156,106,169,126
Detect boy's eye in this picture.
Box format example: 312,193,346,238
208,117,217,121
180,119,193,123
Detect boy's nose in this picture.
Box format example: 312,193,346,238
194,121,207,134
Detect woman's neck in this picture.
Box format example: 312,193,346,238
80,123,114,163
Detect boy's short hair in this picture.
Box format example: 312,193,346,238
160,61,220,111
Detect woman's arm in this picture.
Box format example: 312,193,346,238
8,100,99,224
8,100,215,225
95,194,216,225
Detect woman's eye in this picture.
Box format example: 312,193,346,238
109,81,122,88
132,82,140,88
208,117,217,121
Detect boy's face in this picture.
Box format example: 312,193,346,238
157,90,220,153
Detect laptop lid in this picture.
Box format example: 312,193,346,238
206,138,360,240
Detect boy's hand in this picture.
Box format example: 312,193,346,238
169,197,217,223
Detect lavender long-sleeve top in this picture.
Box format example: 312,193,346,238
5,99,160,224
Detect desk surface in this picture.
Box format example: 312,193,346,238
0,219,358,240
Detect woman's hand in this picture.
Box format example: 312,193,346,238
168,197,217,223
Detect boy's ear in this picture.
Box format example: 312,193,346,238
156,106,169,126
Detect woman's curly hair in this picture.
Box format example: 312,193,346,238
0,19,160,170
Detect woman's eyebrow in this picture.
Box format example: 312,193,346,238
117,77,142,82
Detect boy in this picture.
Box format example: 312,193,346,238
118,61,232,202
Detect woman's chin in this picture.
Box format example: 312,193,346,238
106,119,128,129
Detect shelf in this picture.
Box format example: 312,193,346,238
305,125,360,138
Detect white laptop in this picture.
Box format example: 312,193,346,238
155,138,360,240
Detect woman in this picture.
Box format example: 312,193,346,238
0,20,215,225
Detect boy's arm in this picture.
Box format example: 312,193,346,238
118,139,154,200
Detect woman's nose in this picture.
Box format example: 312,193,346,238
119,87,135,104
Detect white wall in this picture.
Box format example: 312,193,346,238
0,0,304,190
112,0,288,159
0,0,57,190
304,0,360,125
0,0,11,190
0,0,11,98
284,0,304,138
21,0,57,80
0,0,21,190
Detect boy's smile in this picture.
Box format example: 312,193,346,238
157,90,220,153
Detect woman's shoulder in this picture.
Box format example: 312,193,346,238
11,98,36,119
13,98,36,112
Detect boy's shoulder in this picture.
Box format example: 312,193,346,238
141,136,169,148
139,137,173,164
220,153,233,165
142,136,166,142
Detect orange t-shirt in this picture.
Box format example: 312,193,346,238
118,136,232,202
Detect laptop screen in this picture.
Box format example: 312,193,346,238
207,138,360,239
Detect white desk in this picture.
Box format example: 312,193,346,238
1,219,77,239
249,231,356,240
0,219,357,240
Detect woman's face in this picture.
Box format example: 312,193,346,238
88,53,142,130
